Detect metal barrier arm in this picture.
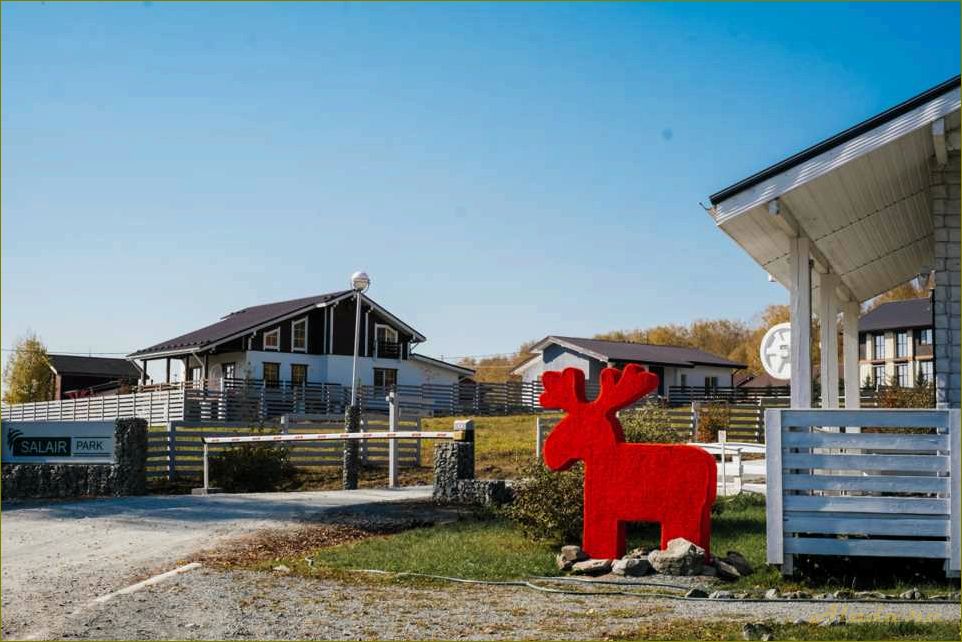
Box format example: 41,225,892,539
202,431,458,445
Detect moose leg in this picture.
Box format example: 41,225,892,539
583,512,626,559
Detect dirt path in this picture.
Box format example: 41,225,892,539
0,487,432,640
51,567,961,640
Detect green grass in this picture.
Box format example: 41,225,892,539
303,516,558,581
422,413,547,478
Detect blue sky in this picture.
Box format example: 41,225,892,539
2,2,959,368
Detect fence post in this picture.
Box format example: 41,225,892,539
166,421,177,482
949,409,960,575
718,429,727,497
764,408,787,572
690,402,700,441
535,416,545,460
387,390,399,488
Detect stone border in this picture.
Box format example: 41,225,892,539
1,418,148,500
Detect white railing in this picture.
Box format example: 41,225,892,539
765,408,960,578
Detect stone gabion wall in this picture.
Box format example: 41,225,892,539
1,418,148,500
931,149,961,408
432,440,513,506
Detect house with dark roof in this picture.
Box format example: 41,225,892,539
859,297,934,388
511,336,746,398
127,291,472,390
47,355,142,399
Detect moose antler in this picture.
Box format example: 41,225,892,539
594,364,659,412
540,367,588,411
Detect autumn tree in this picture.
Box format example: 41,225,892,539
863,274,932,312
2,333,54,404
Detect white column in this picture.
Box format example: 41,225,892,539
842,300,861,412
818,272,840,410
789,237,812,409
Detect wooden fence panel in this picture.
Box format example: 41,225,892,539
767,407,959,577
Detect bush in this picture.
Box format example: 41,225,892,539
696,402,730,442
503,459,583,544
619,401,684,444
209,443,298,492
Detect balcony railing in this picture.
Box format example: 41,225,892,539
375,340,401,359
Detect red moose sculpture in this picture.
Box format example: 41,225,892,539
541,364,716,560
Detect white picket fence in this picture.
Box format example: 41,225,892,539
765,408,960,577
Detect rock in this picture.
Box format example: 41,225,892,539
832,589,854,600
724,551,754,576
764,588,781,600
685,588,709,598
783,591,811,600
819,614,846,627
855,591,887,600
733,592,750,600
271,565,291,574
612,557,651,577
715,559,742,580
709,590,734,600
761,634,774,642
560,545,588,563
556,554,573,572
647,538,705,576
571,559,612,576
814,593,832,600
742,622,773,641
625,547,650,559
701,565,718,577
899,588,924,600
792,618,806,626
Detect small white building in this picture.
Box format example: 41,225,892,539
511,335,745,398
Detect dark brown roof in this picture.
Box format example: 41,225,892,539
129,291,352,358
735,371,789,388
48,355,142,378
543,336,746,369
859,298,932,333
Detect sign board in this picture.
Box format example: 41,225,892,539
759,322,791,380
1,421,115,464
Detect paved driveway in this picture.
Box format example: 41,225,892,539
1,486,432,640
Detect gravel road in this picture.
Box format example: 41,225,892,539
1,487,432,640
51,567,961,640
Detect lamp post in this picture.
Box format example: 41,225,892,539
343,271,369,491
349,270,370,406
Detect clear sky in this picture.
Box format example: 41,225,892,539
2,2,959,369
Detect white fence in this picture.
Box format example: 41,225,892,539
765,408,960,577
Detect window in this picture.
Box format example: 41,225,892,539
375,324,400,358
373,368,397,389
189,366,202,382
896,331,908,358
222,362,236,380
873,364,886,388
292,318,307,352
704,376,718,392
263,362,280,388
291,364,307,386
679,374,688,388
263,328,280,351
873,333,885,360
896,363,910,387
918,361,934,385
918,328,933,345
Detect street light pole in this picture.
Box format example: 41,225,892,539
349,271,370,407
343,271,370,491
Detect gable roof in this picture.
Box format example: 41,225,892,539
48,354,142,378
859,297,933,333
409,353,475,377
129,290,426,358
522,336,747,370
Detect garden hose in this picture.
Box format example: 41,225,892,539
352,569,958,604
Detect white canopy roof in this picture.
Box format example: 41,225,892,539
708,76,960,304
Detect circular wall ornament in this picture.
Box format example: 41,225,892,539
759,322,792,380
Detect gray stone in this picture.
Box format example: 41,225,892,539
742,623,773,641
783,591,811,600
714,559,741,581
625,547,650,559
684,588,709,598
560,545,588,563
764,588,781,600
819,615,846,627
700,565,717,577
571,559,611,576
709,590,734,600
611,557,650,577
855,591,888,600
647,538,704,576
723,551,754,576
899,588,924,600
832,589,854,600
271,565,291,574
555,554,573,572
342,405,361,490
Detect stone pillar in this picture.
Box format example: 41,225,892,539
931,149,961,409
342,405,361,490
114,418,148,495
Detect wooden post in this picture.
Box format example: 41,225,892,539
950,409,960,575
387,390,399,488
719,429,728,497
789,236,812,409
691,401,700,441
167,422,177,481
165,358,171,384
535,416,545,460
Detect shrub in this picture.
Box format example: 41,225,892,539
696,402,729,442
619,401,684,444
503,459,583,544
209,443,298,492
